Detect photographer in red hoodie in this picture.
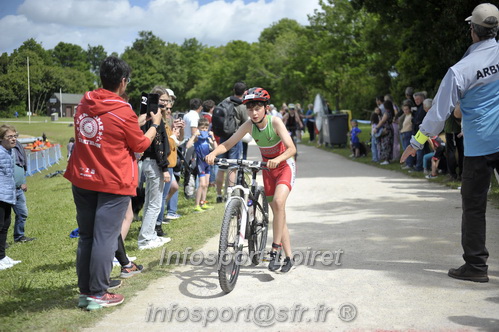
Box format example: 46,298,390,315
64,56,162,310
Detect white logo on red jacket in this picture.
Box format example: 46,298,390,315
76,113,104,148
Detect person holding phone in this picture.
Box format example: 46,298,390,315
64,56,163,309
137,86,172,250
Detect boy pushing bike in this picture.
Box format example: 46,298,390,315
206,87,297,273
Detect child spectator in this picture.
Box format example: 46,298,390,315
349,120,362,158
423,135,446,179
186,118,217,212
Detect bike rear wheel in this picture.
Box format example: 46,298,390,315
218,199,244,293
248,186,269,265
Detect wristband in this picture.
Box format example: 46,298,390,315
414,130,428,145
151,124,159,129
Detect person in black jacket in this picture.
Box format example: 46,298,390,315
137,86,171,250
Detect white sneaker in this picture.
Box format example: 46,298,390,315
158,237,172,244
138,238,165,250
3,256,21,265
380,161,389,165
0,257,14,270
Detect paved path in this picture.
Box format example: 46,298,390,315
85,143,499,331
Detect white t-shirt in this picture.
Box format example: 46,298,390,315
183,110,200,140
271,109,283,119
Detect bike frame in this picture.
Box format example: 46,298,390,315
218,158,265,255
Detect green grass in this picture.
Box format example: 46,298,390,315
300,123,499,206
0,117,224,331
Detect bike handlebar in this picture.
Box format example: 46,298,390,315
214,158,267,168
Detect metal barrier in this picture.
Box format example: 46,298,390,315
25,145,62,176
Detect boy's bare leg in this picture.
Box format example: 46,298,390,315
269,184,292,257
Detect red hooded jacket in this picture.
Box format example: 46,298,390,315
64,88,151,196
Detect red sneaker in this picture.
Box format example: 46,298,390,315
87,292,124,310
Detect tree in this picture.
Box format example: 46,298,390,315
51,42,90,72
122,31,169,109
87,45,107,76
352,0,477,97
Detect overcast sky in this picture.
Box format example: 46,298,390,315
0,0,322,55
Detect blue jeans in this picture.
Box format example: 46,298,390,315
167,188,179,215
156,168,174,225
400,131,414,167
209,165,218,184
13,188,28,241
423,152,434,171
218,138,242,159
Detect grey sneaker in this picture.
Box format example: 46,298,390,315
268,251,281,272
280,257,294,273
107,279,122,291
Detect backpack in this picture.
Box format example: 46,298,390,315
212,97,238,138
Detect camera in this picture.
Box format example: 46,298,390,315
140,93,160,115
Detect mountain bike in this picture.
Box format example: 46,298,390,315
214,158,269,294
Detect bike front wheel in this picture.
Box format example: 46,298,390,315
248,186,269,265
218,199,244,293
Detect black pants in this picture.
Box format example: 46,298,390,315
0,201,12,260
307,121,316,141
445,132,464,179
115,234,130,267
460,152,499,272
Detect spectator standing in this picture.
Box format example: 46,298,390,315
12,139,35,243
182,98,203,199
370,107,381,162
138,86,172,250
412,91,428,171
186,118,217,212
64,56,162,309
385,94,401,160
404,87,415,106
270,104,283,119
375,100,395,165
349,120,362,158
401,3,499,283
0,125,22,270
155,88,183,229
444,104,464,181
399,100,414,169
215,82,249,203
164,89,183,221
304,103,316,142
